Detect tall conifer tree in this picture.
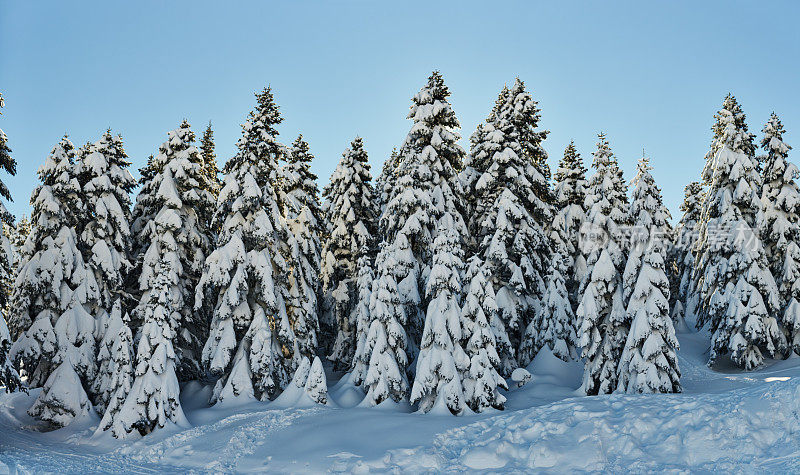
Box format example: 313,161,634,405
381,71,467,359
410,219,468,414
198,88,295,402
321,138,377,368
282,135,323,360
549,141,588,310
0,92,21,393
693,96,784,369
75,131,136,405
618,156,680,393
12,138,98,426
200,122,222,228
464,80,552,374
672,181,704,324
577,134,629,395
760,113,800,354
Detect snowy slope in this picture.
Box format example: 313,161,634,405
2,329,800,473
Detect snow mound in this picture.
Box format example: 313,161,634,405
338,377,800,472
510,368,531,387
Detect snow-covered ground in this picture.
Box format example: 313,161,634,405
2,326,800,473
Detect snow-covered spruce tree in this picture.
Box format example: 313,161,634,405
9,138,84,363
321,137,378,369
0,95,16,316
131,154,158,254
75,131,136,405
111,120,213,434
282,135,322,360
760,113,800,354
0,93,20,393
136,122,214,382
617,156,680,393
304,356,328,404
0,93,15,225
116,260,188,437
376,148,400,213
577,133,629,395
197,87,295,403
1,310,22,393
623,155,672,307
521,252,577,364
282,135,322,223
461,256,507,412
200,121,222,206
10,214,30,251
5,215,30,281
671,181,704,323
463,79,552,374
350,251,375,385
411,219,469,415
94,299,134,432
28,293,96,427
693,96,784,369
285,355,328,405
128,153,159,328
382,71,467,359
12,138,99,426
549,141,588,310
359,239,410,406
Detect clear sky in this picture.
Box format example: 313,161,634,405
1,1,798,220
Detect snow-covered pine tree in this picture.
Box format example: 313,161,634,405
461,110,496,242
521,252,577,364
304,356,328,404
463,79,552,374
128,153,159,328
111,121,213,434
282,135,322,360
0,93,20,393
577,133,629,395
75,131,136,406
285,355,328,405
11,214,30,249
617,155,680,393
8,139,82,362
321,137,378,369
411,219,469,414
197,87,295,402
671,181,704,324
28,292,96,427
5,215,30,278
200,121,222,206
136,122,214,382
359,238,410,406
0,93,15,225
376,148,400,213
623,154,672,306
116,259,188,437
12,138,99,427
760,113,800,354
131,154,158,253
461,256,507,412
693,96,784,369
94,299,134,429
550,141,588,310
1,309,22,393
282,135,322,223
350,251,375,385
382,71,467,360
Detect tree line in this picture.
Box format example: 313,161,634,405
0,72,796,438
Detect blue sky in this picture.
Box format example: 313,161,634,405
1,1,798,220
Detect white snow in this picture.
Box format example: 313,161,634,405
3,329,800,472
